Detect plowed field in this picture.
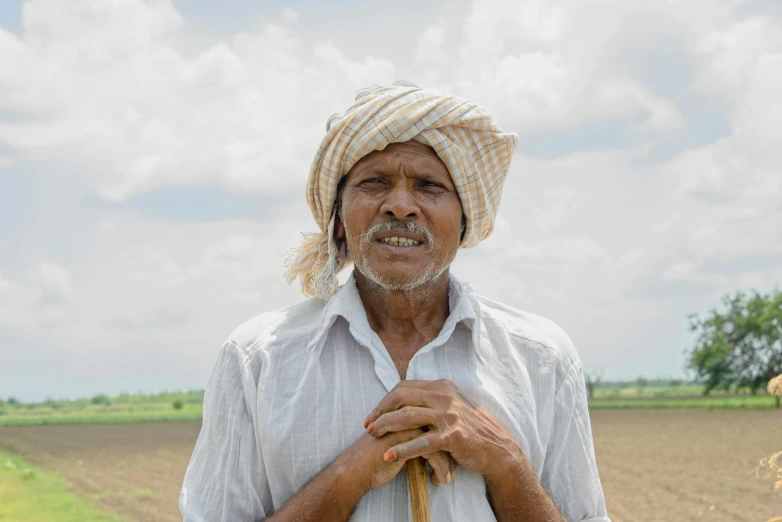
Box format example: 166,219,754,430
0,410,780,521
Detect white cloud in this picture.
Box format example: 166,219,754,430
414,22,449,65
281,9,299,23
1,0,782,399
0,263,75,330
0,0,395,202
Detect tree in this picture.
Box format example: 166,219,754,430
635,376,650,394
686,288,782,406
91,394,111,406
585,369,604,400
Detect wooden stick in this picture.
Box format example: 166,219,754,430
407,456,431,522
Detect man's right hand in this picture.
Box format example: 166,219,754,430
340,428,457,492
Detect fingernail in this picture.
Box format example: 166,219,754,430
367,422,375,434
364,416,370,428
384,450,396,462
446,470,452,483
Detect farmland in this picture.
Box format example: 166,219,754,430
0,409,780,522
1,384,778,428
0,391,205,427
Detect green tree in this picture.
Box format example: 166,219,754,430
91,394,111,406
585,369,604,401
686,288,782,407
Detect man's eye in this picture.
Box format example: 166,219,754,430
363,178,384,184
422,181,444,188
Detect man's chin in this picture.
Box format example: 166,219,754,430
356,264,446,292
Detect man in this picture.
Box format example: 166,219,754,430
179,82,611,522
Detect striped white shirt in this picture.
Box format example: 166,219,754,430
179,271,610,521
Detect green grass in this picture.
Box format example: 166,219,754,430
0,385,776,427
589,395,778,409
0,405,203,427
0,450,125,522
591,384,761,399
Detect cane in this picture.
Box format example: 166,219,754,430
407,457,431,522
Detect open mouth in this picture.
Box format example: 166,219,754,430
377,236,422,247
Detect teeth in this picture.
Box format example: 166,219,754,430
381,236,420,246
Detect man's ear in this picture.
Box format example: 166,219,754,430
334,211,345,240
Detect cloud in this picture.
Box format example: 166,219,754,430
0,263,75,330
1,0,782,399
0,0,395,202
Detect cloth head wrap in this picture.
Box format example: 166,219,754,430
284,81,518,299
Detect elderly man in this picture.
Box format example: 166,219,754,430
179,82,610,522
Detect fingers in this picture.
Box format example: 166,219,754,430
423,450,456,486
384,432,441,464
384,427,427,446
369,406,436,437
366,389,457,428
365,388,429,428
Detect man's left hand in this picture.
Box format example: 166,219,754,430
363,379,523,483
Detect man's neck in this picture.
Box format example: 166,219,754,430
354,270,451,351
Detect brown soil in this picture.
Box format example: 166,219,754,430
0,422,201,522
591,409,782,522
0,410,780,522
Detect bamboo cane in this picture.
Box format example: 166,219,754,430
407,456,431,522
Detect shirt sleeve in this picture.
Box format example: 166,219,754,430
540,362,612,522
179,340,273,522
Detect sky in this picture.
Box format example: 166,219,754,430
1,0,781,402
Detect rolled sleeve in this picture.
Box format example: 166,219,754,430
179,341,272,522
541,362,611,522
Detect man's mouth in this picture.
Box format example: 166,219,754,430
378,237,421,247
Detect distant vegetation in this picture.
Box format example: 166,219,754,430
1,377,779,428
0,390,204,427
585,377,778,409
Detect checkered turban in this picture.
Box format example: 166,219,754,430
284,81,518,299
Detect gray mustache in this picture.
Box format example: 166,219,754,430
361,221,434,252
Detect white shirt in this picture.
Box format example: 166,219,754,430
179,272,611,522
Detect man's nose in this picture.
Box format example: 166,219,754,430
380,184,419,220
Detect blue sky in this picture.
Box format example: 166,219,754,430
1,0,781,402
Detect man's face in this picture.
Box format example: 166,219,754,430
335,140,464,291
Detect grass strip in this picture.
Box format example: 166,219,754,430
588,396,777,409
0,407,203,427
0,450,125,522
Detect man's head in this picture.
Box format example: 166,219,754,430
284,82,518,300
334,140,464,292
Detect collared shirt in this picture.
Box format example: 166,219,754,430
179,272,611,522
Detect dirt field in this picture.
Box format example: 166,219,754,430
0,410,780,522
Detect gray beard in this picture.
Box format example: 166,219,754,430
353,253,450,292
345,220,449,292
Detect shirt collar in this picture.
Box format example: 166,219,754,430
307,271,486,364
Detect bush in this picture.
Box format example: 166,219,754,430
7,396,20,407
43,398,64,410
91,394,111,406
172,400,184,410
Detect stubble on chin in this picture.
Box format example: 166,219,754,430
348,231,458,293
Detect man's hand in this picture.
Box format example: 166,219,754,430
340,427,451,492
363,379,521,482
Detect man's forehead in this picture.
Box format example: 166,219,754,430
351,140,447,172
